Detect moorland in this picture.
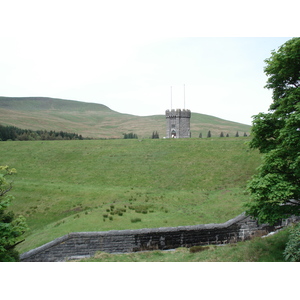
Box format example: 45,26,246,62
0,96,251,139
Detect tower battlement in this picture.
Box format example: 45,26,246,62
165,109,191,118
165,109,191,138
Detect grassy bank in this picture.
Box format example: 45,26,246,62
0,137,261,253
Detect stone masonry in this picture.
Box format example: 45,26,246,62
20,213,299,262
165,109,191,138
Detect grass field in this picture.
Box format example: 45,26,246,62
0,137,261,254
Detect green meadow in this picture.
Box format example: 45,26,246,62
0,137,261,254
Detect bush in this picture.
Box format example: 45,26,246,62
283,223,300,261
131,218,142,223
189,245,210,253
0,166,28,261
123,133,138,139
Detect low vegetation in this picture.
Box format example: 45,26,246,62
0,137,261,255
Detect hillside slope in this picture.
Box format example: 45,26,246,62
0,96,251,138
0,138,261,253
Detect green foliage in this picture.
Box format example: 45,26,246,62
0,166,28,261
151,131,159,139
284,223,300,261
207,130,211,138
131,218,142,223
246,37,300,225
123,132,138,139
0,124,84,141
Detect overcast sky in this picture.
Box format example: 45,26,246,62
0,1,297,125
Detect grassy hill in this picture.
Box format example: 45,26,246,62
0,97,251,139
0,137,261,254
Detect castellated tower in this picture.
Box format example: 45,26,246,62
165,109,191,138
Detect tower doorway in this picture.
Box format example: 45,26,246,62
171,129,176,138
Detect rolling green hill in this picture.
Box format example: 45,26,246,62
0,97,251,139
1,138,261,254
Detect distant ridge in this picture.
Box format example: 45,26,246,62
0,96,251,139
0,96,113,112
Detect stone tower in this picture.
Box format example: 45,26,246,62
165,109,191,138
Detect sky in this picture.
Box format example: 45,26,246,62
0,0,297,125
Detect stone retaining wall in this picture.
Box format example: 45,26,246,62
20,213,298,262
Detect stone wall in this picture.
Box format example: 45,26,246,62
20,213,298,262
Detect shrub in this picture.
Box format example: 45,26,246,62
123,133,138,139
283,223,300,262
189,245,210,253
131,218,142,223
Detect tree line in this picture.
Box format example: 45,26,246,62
0,124,85,141
199,131,248,138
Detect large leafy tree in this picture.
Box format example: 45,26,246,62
0,166,28,261
246,37,300,225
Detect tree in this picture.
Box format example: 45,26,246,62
245,37,300,225
123,133,138,139
207,131,211,138
152,131,159,139
0,166,28,261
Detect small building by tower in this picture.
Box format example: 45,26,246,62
165,109,191,138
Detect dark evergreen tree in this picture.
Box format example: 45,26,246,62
207,131,211,138
152,131,159,139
